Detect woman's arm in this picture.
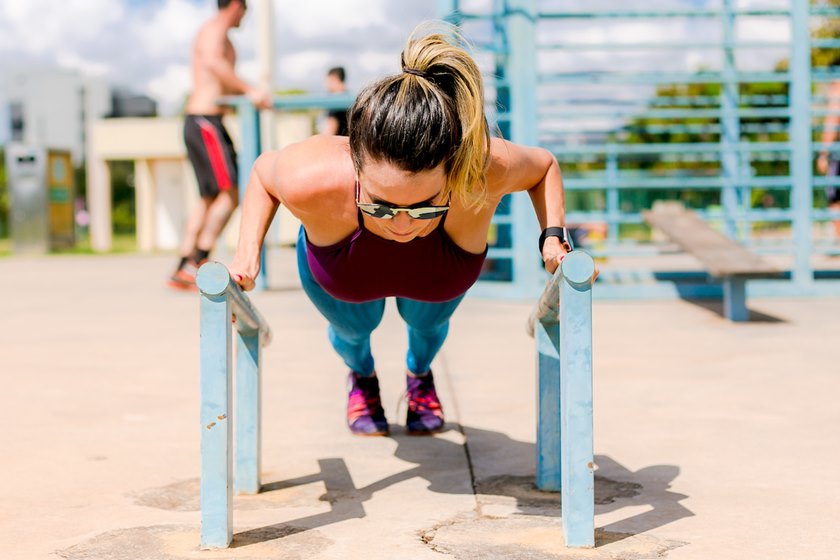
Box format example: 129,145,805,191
488,138,568,273
229,151,281,290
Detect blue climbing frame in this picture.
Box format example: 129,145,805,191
527,250,597,547
437,0,840,300
197,261,273,549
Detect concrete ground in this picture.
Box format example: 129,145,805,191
2,249,839,560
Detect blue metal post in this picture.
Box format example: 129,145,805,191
790,0,814,288
437,0,459,21
505,0,542,296
235,330,261,494
536,320,561,491
237,102,268,291
722,277,748,321
198,271,234,549
720,0,742,239
559,252,595,548
606,145,620,245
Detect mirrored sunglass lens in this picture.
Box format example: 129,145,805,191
408,207,448,219
360,204,395,218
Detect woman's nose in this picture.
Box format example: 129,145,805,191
391,211,414,231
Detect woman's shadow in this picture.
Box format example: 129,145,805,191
232,424,693,548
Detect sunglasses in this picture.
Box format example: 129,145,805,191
355,179,450,220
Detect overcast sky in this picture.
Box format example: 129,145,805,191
0,0,793,141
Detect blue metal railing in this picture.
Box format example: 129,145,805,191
196,261,272,549
526,250,596,548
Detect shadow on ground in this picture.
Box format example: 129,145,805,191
127,425,691,557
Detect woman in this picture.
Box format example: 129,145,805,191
229,24,571,436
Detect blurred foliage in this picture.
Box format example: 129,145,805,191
109,161,136,235
813,0,840,69
0,148,7,238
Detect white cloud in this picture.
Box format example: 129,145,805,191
131,0,211,59
278,0,389,38
147,63,191,115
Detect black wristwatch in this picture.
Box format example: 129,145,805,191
539,226,573,253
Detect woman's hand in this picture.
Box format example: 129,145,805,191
541,236,569,275
228,259,259,292
541,236,599,282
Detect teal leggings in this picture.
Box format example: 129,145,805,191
296,227,464,377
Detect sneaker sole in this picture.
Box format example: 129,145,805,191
167,280,198,292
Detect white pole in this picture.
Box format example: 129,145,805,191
256,0,275,151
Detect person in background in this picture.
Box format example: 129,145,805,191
322,66,350,136
817,79,840,245
168,0,271,290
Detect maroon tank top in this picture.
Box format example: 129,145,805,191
305,213,488,303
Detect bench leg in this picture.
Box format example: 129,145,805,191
723,278,748,322
235,330,261,495
200,294,233,549
536,320,561,491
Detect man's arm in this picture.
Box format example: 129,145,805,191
200,27,271,108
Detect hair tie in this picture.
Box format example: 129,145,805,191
402,66,428,79
400,52,429,79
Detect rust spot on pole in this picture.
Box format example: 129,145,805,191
206,422,216,429
217,414,227,420
587,462,594,470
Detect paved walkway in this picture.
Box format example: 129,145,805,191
2,250,839,559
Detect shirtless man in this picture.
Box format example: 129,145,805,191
169,0,271,290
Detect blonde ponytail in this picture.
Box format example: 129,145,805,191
348,21,491,210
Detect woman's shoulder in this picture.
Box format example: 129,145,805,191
259,135,355,213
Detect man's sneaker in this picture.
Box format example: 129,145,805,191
167,260,200,291
347,371,389,436
406,370,445,435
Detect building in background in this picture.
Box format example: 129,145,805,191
109,88,158,119
5,69,158,166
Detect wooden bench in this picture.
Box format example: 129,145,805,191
642,202,782,322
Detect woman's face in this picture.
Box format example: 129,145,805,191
357,160,448,242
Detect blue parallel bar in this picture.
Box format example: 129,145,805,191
527,251,596,548
197,261,273,549
235,330,261,494
198,268,233,549
558,254,596,548
535,322,561,491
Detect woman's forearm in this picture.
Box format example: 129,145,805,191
527,155,566,229
233,158,280,277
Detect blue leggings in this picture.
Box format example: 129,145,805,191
296,227,464,377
